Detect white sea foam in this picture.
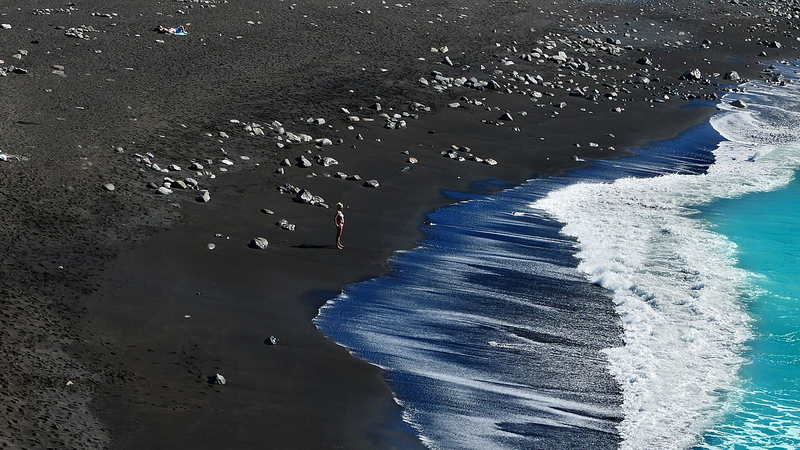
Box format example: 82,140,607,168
532,62,800,449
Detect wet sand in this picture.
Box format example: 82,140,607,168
1,0,798,448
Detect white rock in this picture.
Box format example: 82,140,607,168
250,237,269,249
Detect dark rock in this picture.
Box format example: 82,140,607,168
207,373,226,385
723,71,741,81
680,69,702,81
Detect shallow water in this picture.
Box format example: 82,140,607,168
315,60,800,449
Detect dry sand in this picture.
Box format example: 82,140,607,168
1,0,798,448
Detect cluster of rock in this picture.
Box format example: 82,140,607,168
32,6,78,15
442,145,497,166
276,183,328,207
333,172,362,181
174,0,228,5
64,25,99,39
129,151,221,200
0,65,28,76
421,70,504,93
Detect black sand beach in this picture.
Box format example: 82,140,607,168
2,0,798,448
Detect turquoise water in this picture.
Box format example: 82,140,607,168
699,175,800,448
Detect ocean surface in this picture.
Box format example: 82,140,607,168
315,59,800,450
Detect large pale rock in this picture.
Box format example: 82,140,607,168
250,237,269,249
207,373,226,385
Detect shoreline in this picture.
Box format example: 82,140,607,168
2,0,799,448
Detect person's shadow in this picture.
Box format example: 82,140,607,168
292,244,336,249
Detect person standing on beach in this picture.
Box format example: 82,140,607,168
334,202,345,250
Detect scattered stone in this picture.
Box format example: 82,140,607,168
103,183,115,191
407,157,418,164
730,99,747,108
499,112,514,121
168,164,181,171
484,158,497,166
249,237,269,249
207,243,216,250
637,56,653,65
316,138,333,146
261,208,275,215
280,158,291,166
157,186,173,195
363,179,380,188
347,174,361,181
266,335,280,345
